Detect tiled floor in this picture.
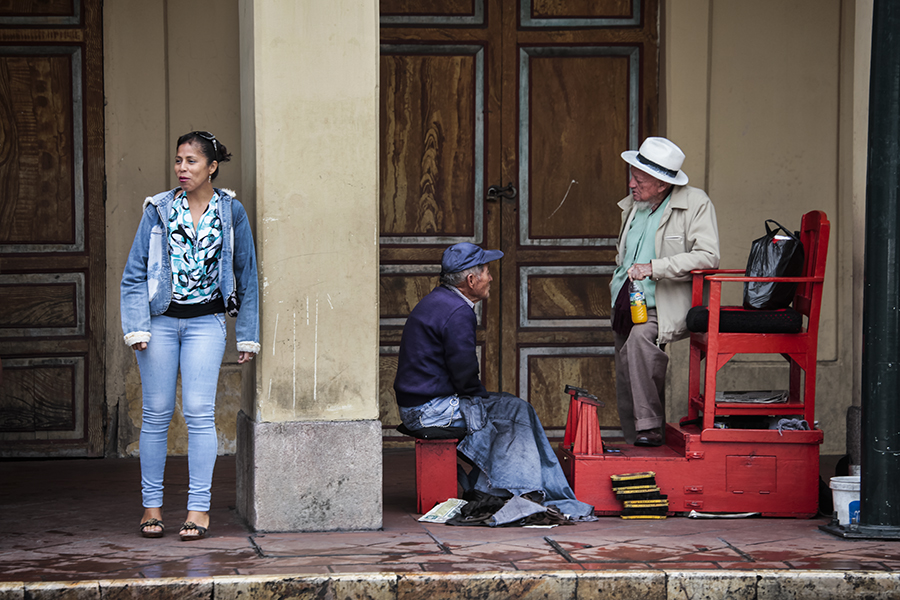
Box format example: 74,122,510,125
2,447,899,582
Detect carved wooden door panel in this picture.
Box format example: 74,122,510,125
378,0,504,434
378,0,657,437
499,0,659,435
0,1,106,456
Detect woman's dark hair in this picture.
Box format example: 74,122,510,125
176,131,232,181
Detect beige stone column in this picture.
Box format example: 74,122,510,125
236,0,381,531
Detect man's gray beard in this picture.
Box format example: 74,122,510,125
633,200,654,212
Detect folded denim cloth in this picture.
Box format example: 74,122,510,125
456,393,595,518
489,495,547,527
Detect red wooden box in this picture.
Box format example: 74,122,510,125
414,437,460,514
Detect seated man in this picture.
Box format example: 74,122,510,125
393,242,593,518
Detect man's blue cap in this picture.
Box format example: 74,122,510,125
441,242,504,274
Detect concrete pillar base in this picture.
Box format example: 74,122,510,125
236,411,382,532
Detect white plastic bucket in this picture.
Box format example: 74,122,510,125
830,475,860,525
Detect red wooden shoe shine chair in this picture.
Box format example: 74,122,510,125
686,210,830,439
558,211,827,517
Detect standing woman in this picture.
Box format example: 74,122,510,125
121,131,260,540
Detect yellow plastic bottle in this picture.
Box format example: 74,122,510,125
629,280,648,324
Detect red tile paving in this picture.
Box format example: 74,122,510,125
2,447,899,582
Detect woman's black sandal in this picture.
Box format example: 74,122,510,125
140,518,165,538
179,521,209,541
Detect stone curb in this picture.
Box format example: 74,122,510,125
1,570,899,599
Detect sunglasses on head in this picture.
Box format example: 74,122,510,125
192,131,218,156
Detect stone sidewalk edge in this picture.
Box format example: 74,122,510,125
2,570,899,599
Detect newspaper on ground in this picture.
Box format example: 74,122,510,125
715,390,788,404
418,498,468,523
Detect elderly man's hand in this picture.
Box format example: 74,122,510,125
628,263,653,281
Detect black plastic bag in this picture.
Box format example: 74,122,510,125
743,220,805,310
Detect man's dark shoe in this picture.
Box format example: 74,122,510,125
634,429,663,447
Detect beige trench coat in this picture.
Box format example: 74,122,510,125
614,185,721,344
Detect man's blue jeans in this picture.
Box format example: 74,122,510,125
136,314,227,511
398,395,466,430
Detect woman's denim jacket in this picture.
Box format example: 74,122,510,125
120,187,261,354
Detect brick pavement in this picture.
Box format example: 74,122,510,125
2,447,899,598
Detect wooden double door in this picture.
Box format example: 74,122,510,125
0,1,105,456
379,0,659,435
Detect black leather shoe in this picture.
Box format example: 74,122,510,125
634,430,663,447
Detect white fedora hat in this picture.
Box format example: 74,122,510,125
621,137,689,186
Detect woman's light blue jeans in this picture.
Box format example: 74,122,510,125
136,314,227,512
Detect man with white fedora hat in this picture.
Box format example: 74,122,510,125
611,137,720,446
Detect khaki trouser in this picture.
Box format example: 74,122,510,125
613,308,668,444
